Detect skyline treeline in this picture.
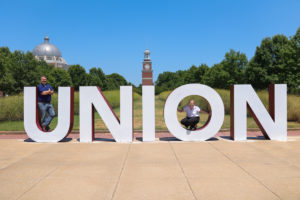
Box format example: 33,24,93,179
0,27,299,95
155,27,300,94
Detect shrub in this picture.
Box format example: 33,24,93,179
158,89,300,122
0,90,141,121
0,94,23,121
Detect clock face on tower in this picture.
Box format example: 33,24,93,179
144,64,150,70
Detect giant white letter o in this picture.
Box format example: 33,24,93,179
164,84,224,141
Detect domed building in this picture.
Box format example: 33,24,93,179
32,36,68,69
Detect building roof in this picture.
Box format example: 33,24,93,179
32,36,62,57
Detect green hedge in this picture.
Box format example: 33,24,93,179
0,90,141,121
158,89,300,122
1,88,299,122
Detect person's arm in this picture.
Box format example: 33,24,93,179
48,85,54,95
41,90,50,95
48,89,54,95
177,107,184,112
39,85,49,95
200,110,210,115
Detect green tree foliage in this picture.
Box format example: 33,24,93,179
155,27,300,93
156,71,184,91
0,47,130,94
289,27,300,93
221,49,247,85
9,51,41,93
48,67,72,90
202,64,231,88
202,50,248,88
245,35,292,89
104,73,128,90
87,67,105,88
67,65,87,90
0,47,15,94
1,27,299,95
156,50,248,92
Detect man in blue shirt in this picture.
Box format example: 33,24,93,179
38,75,55,132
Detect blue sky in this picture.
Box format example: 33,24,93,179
0,0,299,85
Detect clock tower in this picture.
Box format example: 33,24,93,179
142,49,153,85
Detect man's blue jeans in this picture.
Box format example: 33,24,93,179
38,102,55,128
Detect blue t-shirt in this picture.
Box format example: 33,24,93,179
38,83,53,103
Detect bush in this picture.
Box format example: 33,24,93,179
0,94,23,121
0,90,141,121
158,89,300,122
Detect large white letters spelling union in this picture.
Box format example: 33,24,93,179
23,84,287,142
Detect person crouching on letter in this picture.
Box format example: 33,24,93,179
178,100,208,130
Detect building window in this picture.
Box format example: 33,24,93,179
47,56,52,60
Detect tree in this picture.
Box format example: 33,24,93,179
9,51,40,93
202,50,247,89
195,64,209,83
0,47,15,94
48,67,72,90
202,64,230,88
221,49,247,85
245,34,293,89
156,71,184,91
289,27,300,93
104,73,127,90
87,67,105,88
67,65,87,90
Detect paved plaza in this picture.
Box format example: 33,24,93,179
1,135,300,200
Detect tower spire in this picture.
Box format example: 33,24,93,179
142,49,153,85
44,34,49,44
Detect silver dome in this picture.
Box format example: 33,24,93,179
32,36,62,57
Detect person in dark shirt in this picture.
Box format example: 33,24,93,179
38,76,55,132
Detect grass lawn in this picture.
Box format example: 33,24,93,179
0,96,299,131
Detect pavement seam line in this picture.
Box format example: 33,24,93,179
111,143,131,200
247,142,300,171
208,142,282,200
14,143,82,200
0,144,51,171
16,165,60,200
169,142,198,200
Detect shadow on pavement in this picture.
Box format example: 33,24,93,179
76,138,116,142
159,137,181,141
24,137,73,143
220,135,266,141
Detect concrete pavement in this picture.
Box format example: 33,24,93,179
1,137,300,200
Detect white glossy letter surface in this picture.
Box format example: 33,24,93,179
164,84,224,141
231,84,287,141
142,86,155,141
24,87,74,142
80,86,133,142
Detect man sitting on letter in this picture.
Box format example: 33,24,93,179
38,75,55,132
178,100,208,130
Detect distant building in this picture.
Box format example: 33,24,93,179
32,36,68,70
142,49,153,85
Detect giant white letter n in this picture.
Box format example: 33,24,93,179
79,86,133,142
230,84,287,141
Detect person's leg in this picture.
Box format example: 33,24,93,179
38,102,47,127
180,117,190,128
185,117,195,130
190,117,200,130
44,103,56,130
